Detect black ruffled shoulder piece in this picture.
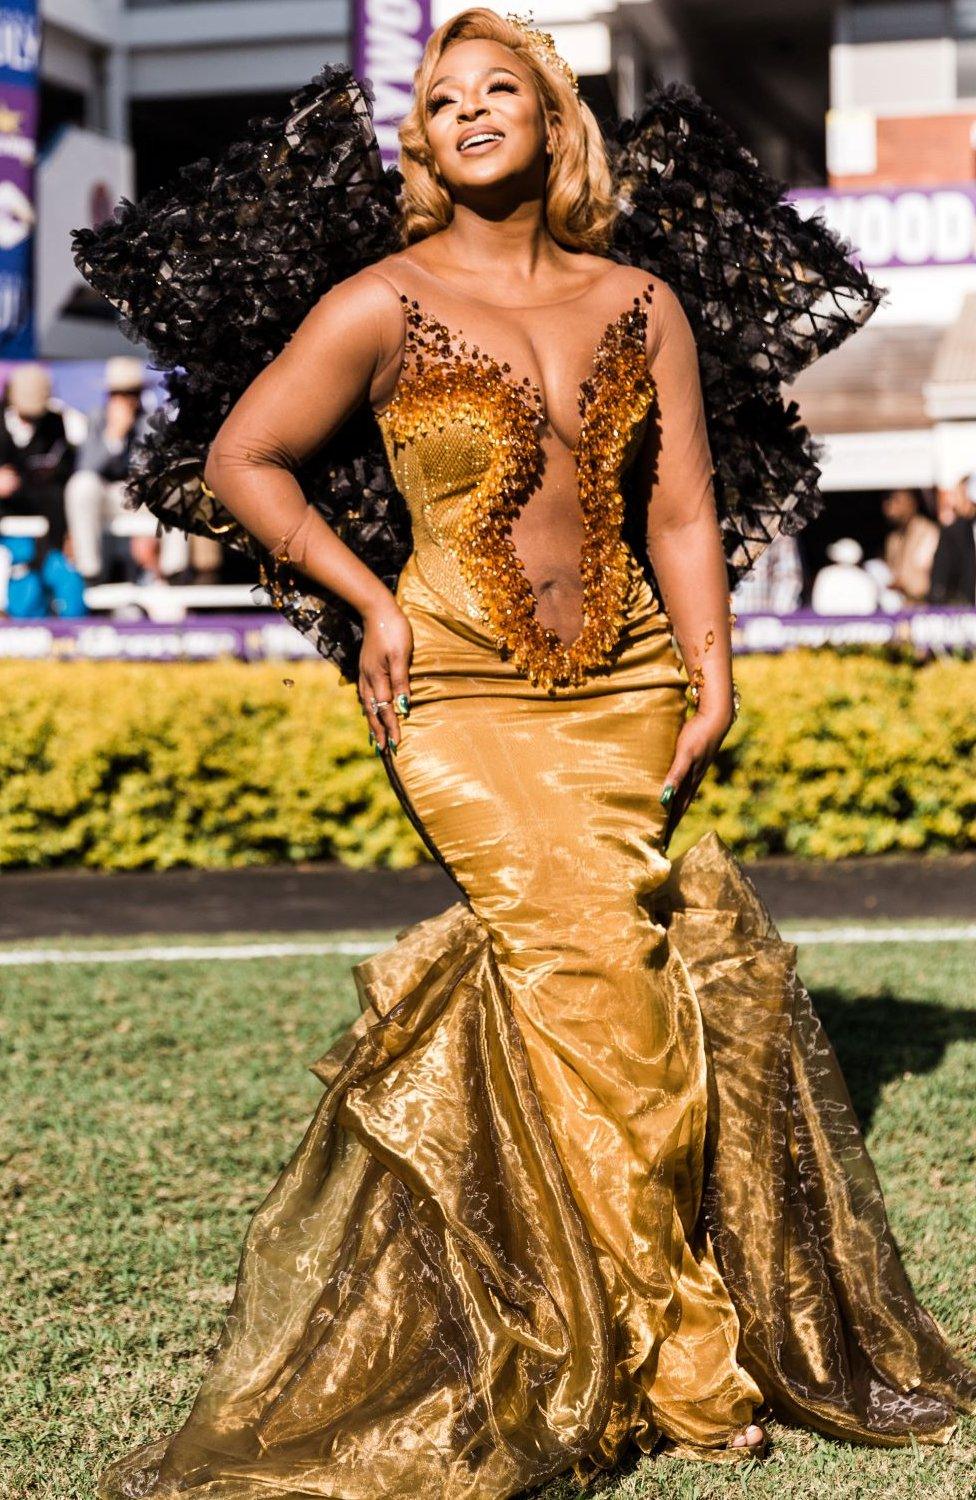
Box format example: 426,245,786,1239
609,81,886,581
70,64,410,682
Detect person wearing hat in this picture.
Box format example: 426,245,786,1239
0,362,76,564
63,354,191,585
810,536,881,615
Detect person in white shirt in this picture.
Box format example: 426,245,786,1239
0,364,75,564
811,537,880,615
63,356,190,585
881,488,939,605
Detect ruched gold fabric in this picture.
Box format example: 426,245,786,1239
99,274,976,1499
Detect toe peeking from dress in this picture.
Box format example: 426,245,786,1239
727,1420,771,1458
659,1419,772,1465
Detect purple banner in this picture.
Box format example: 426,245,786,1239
2,609,976,662
790,183,976,271
0,614,319,662
0,0,39,356
732,607,976,655
353,0,433,167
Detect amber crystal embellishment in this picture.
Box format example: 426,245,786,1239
379,288,655,691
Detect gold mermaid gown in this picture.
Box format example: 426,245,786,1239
99,263,976,1499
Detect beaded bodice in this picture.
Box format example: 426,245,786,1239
374,277,657,692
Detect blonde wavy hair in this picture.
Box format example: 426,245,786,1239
398,8,617,252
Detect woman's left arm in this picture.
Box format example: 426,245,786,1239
640,278,736,837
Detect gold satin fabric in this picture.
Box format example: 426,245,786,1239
99,558,976,1500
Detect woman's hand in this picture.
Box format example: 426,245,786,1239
359,600,414,751
660,706,733,844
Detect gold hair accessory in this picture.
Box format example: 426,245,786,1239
505,11,579,94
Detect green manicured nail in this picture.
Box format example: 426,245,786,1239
367,730,376,748
659,784,675,807
395,693,410,716
389,739,398,756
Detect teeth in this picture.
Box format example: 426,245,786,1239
459,133,502,151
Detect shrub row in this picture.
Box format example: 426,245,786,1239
1,652,973,870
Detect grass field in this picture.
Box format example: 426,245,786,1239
2,931,974,1500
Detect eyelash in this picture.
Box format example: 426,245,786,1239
428,79,519,115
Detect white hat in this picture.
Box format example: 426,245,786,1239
7,363,52,418
104,355,146,394
826,537,864,566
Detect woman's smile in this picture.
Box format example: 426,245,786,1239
457,128,505,154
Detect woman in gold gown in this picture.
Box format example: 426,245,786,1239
90,11,976,1497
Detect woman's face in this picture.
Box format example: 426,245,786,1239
423,38,550,197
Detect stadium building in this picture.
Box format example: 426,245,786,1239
32,1,976,571
792,0,976,542
39,0,834,361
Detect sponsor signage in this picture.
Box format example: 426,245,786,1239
0,615,319,661
2,611,975,661
0,0,40,355
791,184,976,270
353,0,433,166
732,608,976,654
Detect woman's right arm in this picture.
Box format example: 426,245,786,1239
202,271,410,748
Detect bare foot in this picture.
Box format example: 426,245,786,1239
729,1421,767,1451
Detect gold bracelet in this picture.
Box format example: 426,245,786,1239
686,671,741,722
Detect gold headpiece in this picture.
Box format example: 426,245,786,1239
505,11,579,94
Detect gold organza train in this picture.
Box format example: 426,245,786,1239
99,555,976,1500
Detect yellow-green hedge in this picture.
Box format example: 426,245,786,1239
0,661,421,871
681,651,976,859
1,652,973,870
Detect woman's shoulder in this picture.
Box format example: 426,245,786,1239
325,258,411,314
602,259,681,302
581,257,682,317
292,260,411,355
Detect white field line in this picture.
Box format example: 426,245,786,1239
784,924,976,945
0,925,975,967
0,940,380,967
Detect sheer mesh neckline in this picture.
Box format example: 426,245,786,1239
392,256,624,310
373,285,656,449
373,283,658,690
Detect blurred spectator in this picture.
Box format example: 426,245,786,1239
881,488,939,604
811,537,880,615
936,485,959,527
0,364,74,564
64,356,191,586
731,532,803,614
930,476,976,606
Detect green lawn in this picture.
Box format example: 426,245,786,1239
2,935,974,1499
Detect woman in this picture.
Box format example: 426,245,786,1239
77,11,976,1497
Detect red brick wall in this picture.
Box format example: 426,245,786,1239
831,113,976,189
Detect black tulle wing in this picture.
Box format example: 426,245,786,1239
609,82,885,581
70,64,410,682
